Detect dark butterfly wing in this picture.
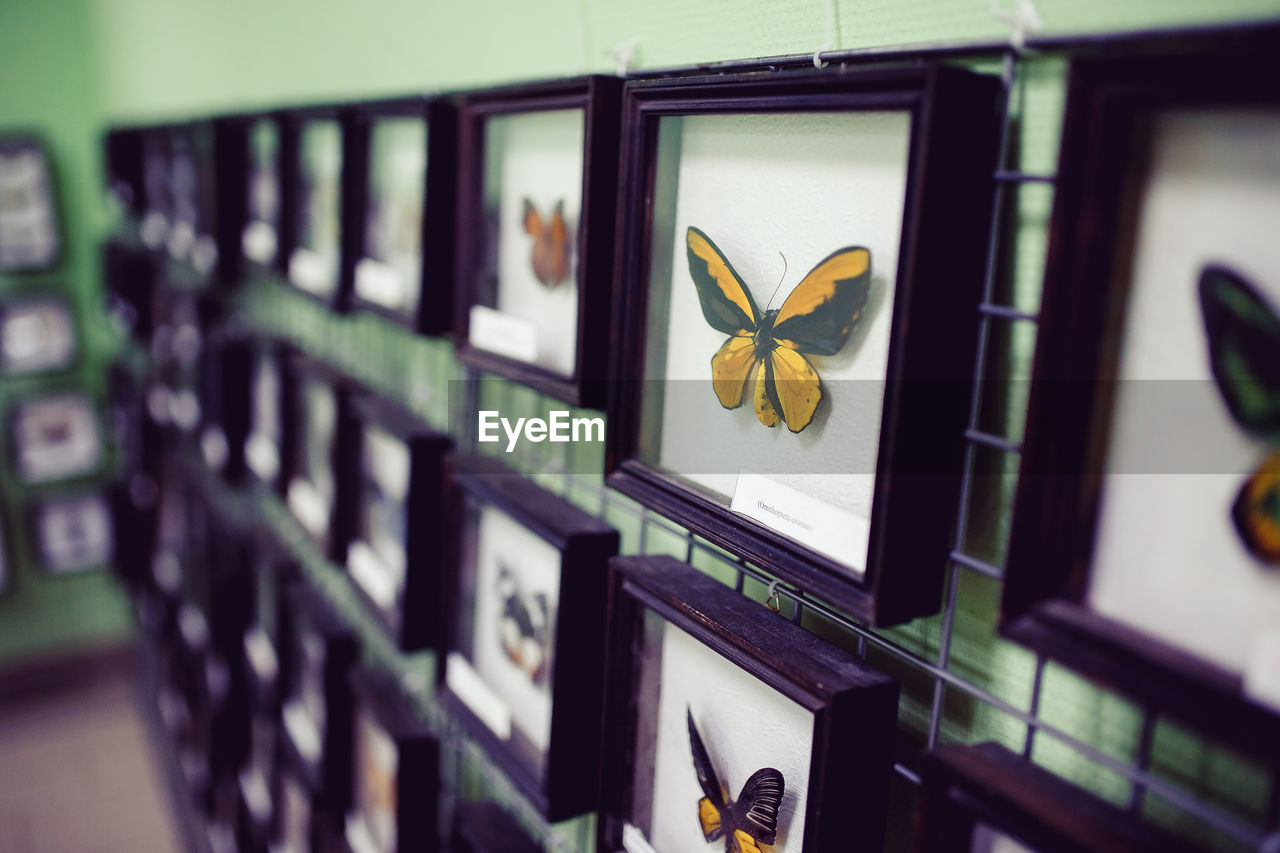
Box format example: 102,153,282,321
771,246,871,356
1198,265,1280,441
687,227,760,337
1232,450,1280,566
734,767,784,846
687,708,726,842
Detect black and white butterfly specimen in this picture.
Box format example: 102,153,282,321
496,564,552,685
688,707,784,853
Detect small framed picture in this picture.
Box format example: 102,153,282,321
0,293,78,376
454,77,623,407
0,137,61,271
104,126,145,218
1002,36,1280,759
285,108,347,305
345,666,440,853
10,391,103,484
344,394,451,652
244,338,296,494
348,97,457,333
167,122,220,274
915,743,1199,853
285,358,354,560
451,801,540,853
599,555,900,853
605,67,1003,626
198,332,253,480
279,583,358,822
275,761,319,852
32,493,114,575
140,126,172,249
441,454,619,820
241,113,286,273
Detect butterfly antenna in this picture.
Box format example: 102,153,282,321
766,251,788,311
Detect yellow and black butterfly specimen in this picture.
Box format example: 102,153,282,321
686,226,871,433
522,198,571,287
688,708,784,853
1199,264,1280,565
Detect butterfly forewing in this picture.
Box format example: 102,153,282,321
735,767,783,846
1199,265,1280,441
687,227,760,336
771,247,871,356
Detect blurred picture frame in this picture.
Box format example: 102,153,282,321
198,329,253,481
284,356,355,561
0,292,79,376
1002,35,1280,762
344,392,451,652
347,96,457,333
283,106,349,307
598,555,899,853
104,126,146,219
345,666,440,853
140,125,172,250
9,391,103,485
244,337,297,495
605,67,1003,626
0,136,61,271
238,112,289,275
454,76,622,407
914,743,1199,853
441,454,618,821
32,492,114,575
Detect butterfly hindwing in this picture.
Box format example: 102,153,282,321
1199,265,1280,441
711,334,760,410
687,227,760,336
1233,450,1280,565
771,246,871,356
768,344,824,433
698,797,725,843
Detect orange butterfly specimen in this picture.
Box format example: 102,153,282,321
522,198,571,287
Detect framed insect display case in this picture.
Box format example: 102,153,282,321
914,742,1200,853
441,453,619,820
284,105,349,307
454,76,623,407
599,555,900,853
1001,34,1280,760
605,67,1003,626
0,291,78,377
0,136,61,271
279,582,359,839
451,801,541,853
284,355,357,561
344,665,440,853
30,492,114,576
347,96,457,333
238,112,289,275
196,326,253,482
243,337,296,495
8,390,104,485
345,392,451,652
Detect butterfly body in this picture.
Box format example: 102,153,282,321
688,708,783,853
686,227,871,433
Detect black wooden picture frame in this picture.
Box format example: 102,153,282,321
0,289,80,377
0,135,62,272
914,742,1200,853
454,76,623,407
234,111,291,278
104,125,146,219
197,327,253,483
605,66,1003,626
598,554,900,853
284,354,357,563
345,666,440,853
346,96,457,334
441,453,618,821
244,337,297,497
1001,34,1280,761
8,388,105,486
344,392,452,652
282,104,352,309
278,582,359,825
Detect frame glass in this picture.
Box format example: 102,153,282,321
442,454,618,820
606,67,1003,626
344,394,451,651
454,77,622,407
0,137,61,271
600,555,900,853
915,743,1200,853
33,493,114,575
287,111,345,305
345,666,439,853
1002,37,1280,761
10,391,103,484
0,293,78,376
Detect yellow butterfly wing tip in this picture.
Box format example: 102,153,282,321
733,829,765,853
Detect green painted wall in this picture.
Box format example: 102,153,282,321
0,0,131,666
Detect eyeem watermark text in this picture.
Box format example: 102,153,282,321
478,410,605,453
